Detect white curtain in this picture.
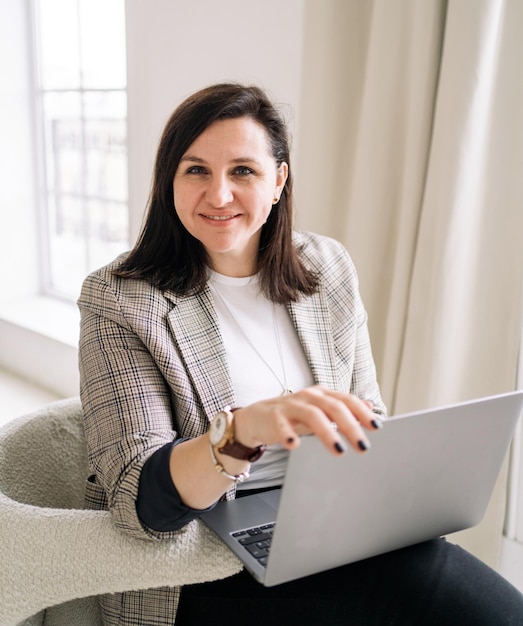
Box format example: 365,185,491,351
295,0,523,567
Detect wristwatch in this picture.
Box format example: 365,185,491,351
209,406,267,462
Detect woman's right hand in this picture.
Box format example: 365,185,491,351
233,385,383,456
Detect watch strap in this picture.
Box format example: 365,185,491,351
213,406,267,462
209,444,250,483
218,439,267,462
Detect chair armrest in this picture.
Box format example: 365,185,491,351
0,496,242,625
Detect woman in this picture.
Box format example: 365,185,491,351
78,83,523,625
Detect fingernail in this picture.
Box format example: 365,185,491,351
371,418,383,430
334,441,347,454
358,439,370,452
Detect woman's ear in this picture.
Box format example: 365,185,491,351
274,162,289,200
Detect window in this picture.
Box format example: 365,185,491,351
32,0,128,300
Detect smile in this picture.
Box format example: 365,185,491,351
202,214,237,221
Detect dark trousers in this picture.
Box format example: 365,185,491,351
176,538,523,625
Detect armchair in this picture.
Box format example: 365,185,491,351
0,397,242,625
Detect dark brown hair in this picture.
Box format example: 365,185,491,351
116,83,318,303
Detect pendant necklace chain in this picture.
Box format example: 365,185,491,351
211,287,293,396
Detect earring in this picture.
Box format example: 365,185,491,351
273,196,280,204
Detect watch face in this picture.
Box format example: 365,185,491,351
209,411,227,446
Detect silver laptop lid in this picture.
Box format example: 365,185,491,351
264,391,523,586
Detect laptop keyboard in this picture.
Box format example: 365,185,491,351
231,523,276,567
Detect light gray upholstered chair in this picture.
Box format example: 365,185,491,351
0,397,242,626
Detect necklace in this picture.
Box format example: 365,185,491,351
211,285,293,396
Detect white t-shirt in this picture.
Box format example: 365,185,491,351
208,271,314,489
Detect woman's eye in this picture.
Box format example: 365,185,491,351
186,166,207,175
232,166,254,176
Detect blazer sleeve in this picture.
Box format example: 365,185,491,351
78,270,187,541
349,304,386,417
334,244,386,416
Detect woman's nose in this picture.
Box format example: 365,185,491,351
206,175,234,207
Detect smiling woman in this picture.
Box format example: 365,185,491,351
77,83,523,625
172,117,287,277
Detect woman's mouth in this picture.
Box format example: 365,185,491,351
202,214,238,221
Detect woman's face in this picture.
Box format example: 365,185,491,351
173,116,288,277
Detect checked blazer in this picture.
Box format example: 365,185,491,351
77,230,385,624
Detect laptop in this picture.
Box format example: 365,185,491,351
201,391,523,587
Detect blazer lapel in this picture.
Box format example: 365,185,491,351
166,287,235,423
288,286,339,391
166,282,340,420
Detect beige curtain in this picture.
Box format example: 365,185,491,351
295,0,523,568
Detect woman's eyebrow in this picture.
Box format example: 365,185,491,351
229,157,262,165
179,155,206,163
180,154,262,164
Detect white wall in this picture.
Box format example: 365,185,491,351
125,0,306,241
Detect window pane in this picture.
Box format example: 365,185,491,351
79,0,126,89
36,0,81,89
43,107,128,295
46,193,87,296
41,91,83,193
36,0,126,90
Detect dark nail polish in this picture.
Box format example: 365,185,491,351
334,441,346,454
358,439,370,452
371,418,383,430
